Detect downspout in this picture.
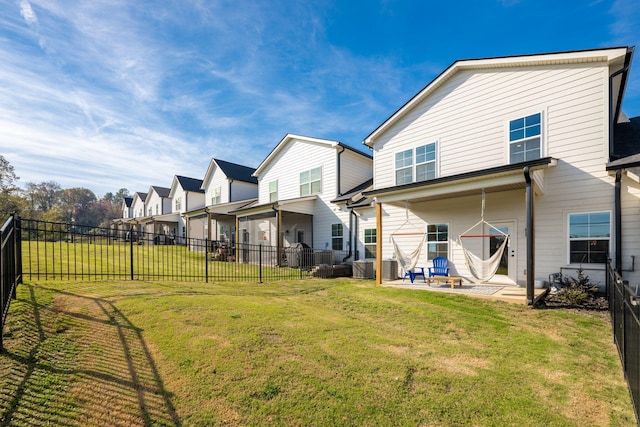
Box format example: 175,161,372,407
615,169,622,273
524,167,534,305
609,47,634,160
337,145,346,197
228,179,233,202
354,209,359,261
342,205,354,263
271,203,282,266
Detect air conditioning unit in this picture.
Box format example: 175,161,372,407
382,259,399,281
353,261,375,279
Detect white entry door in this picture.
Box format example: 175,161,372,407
485,221,517,283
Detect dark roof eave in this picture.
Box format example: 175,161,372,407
363,157,555,197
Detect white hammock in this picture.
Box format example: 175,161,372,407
458,189,509,282
461,236,508,282
391,234,427,272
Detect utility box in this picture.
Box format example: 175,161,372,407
382,259,398,281
353,261,375,279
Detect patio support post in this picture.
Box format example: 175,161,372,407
615,169,622,273
524,167,534,305
376,202,382,285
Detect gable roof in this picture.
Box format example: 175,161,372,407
254,133,372,176
364,46,632,147
207,159,258,185
175,176,205,193
133,192,147,202
150,186,171,198
123,196,133,207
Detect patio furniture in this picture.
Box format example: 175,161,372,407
427,275,462,289
403,267,426,283
428,256,450,277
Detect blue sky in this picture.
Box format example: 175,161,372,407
1,0,639,197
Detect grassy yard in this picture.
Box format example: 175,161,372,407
0,278,635,426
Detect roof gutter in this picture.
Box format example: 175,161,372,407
609,47,635,161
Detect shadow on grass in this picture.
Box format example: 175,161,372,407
0,285,181,426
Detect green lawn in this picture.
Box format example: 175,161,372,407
0,279,635,426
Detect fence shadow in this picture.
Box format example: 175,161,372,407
0,285,180,426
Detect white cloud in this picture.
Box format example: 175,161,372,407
19,0,37,25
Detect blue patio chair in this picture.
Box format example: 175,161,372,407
428,256,449,277
403,267,426,283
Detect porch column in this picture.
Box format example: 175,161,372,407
524,167,534,305
277,208,283,267
376,202,382,286
235,216,239,265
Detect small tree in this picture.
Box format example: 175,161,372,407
553,267,601,307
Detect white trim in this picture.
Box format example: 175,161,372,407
566,210,612,266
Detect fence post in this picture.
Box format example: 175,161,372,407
205,238,209,283
129,230,134,280
259,244,263,284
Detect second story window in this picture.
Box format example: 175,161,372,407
416,143,436,181
155,204,159,215
148,207,152,216
175,196,182,211
269,181,278,203
212,187,221,205
395,149,413,185
509,113,541,163
395,143,437,185
300,167,322,196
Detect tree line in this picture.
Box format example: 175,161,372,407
0,155,127,227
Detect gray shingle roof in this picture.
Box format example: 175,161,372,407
613,116,640,159
175,176,205,193
151,186,171,197
214,159,258,184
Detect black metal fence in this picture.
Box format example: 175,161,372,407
607,259,640,424
1,215,22,350
21,218,350,283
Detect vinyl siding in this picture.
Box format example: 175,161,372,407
230,181,258,202
372,59,621,284
204,167,229,205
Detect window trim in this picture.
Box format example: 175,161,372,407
394,142,438,185
269,180,278,203
331,223,343,251
427,222,449,260
211,186,221,205
364,228,376,259
300,167,322,196
567,211,611,265
507,111,544,164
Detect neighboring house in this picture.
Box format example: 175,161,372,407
138,186,176,243
184,158,258,246
110,196,133,239
127,191,148,237
362,46,637,303
169,175,205,243
231,134,373,264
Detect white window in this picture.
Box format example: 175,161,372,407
364,228,376,259
395,149,413,185
569,212,610,264
269,181,278,203
416,143,437,181
331,223,343,251
148,207,152,216
509,113,541,163
395,143,437,185
211,187,221,205
427,223,448,259
300,167,322,196
175,196,182,211
155,204,159,215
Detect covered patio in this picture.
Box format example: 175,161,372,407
365,158,557,305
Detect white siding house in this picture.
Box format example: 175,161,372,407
185,158,258,246
139,186,177,243
231,134,373,265
169,176,205,243
363,47,637,303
